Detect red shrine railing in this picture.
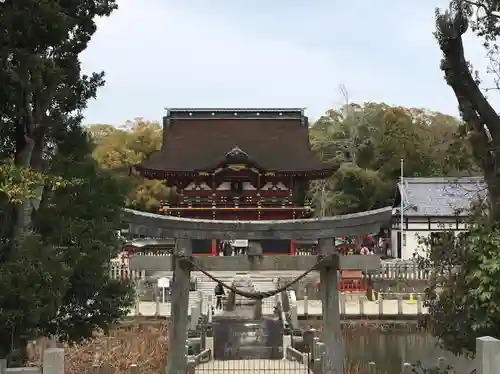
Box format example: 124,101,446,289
338,278,367,292
337,270,367,292
121,239,297,257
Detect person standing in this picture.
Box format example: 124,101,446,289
223,241,232,257
214,282,225,310
164,277,171,302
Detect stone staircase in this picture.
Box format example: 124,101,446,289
149,272,282,316
253,278,278,292
188,291,201,309
195,273,279,315
195,273,234,314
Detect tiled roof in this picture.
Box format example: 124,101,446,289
396,177,486,216
134,108,333,175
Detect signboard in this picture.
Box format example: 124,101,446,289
231,240,248,248
157,277,170,288
213,318,284,360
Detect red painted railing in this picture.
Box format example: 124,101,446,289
338,278,367,292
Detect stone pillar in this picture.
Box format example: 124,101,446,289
207,295,213,323
167,239,192,374
319,237,343,374
42,348,64,374
190,304,200,330
198,290,204,315
253,299,263,319
134,280,141,316
186,359,196,374
476,336,500,374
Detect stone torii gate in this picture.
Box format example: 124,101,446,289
123,206,393,374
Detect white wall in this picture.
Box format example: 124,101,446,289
392,216,469,260
400,231,425,260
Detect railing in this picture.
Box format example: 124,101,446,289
126,248,173,256
339,278,367,291
348,359,452,374
295,247,318,256
111,262,433,283
374,262,431,280
109,261,146,280
115,250,435,281
294,328,496,374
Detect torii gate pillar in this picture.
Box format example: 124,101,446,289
319,238,343,374
167,239,192,374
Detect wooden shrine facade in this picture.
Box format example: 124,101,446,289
161,163,312,221
132,108,335,256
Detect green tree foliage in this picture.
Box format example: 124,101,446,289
89,119,177,212
0,0,115,167
0,0,134,364
0,127,134,361
34,127,134,343
309,103,476,215
0,162,49,204
417,204,500,356
1,0,117,252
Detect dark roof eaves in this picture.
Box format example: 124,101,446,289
403,176,484,184
134,164,335,175
165,108,306,120
166,107,305,113
403,212,471,217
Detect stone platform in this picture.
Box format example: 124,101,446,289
128,301,277,317
128,299,428,317
296,299,428,316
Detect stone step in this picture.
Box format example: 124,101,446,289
253,280,277,292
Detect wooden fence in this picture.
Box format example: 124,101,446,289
109,261,146,281
110,256,433,282
375,263,430,280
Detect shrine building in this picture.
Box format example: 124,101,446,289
132,108,335,255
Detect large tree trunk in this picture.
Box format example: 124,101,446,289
11,77,48,251
437,13,500,220
12,121,36,252
29,128,47,211
1,127,36,366
6,126,47,367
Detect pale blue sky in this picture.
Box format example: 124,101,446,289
80,0,498,125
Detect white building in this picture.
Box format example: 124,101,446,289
391,177,485,260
